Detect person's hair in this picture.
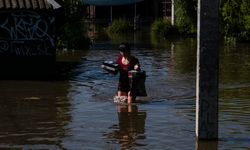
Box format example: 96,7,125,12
119,43,130,53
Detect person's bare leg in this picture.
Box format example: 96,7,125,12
127,96,135,104
117,91,122,96
118,91,127,96
128,104,132,112
127,91,135,104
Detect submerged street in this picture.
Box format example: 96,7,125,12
0,33,250,149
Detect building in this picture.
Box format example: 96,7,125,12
84,0,172,25
83,0,172,39
0,0,61,79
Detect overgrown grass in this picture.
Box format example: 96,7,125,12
151,19,178,38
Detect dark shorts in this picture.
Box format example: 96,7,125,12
117,80,130,93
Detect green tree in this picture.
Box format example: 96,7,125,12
106,18,133,34
175,0,197,35
56,0,90,49
151,19,177,38
221,0,250,41
63,0,84,20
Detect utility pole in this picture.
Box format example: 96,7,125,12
171,0,174,26
134,2,137,30
196,0,219,140
110,5,113,23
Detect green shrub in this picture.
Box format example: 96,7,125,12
175,0,197,35
106,18,133,34
55,0,90,50
57,21,90,50
151,19,177,38
221,0,250,41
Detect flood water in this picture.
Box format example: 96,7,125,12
0,32,250,150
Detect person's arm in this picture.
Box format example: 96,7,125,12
134,57,140,71
116,55,122,71
101,61,119,75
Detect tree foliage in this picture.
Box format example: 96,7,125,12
173,0,250,41
221,0,250,41
57,21,90,50
151,19,177,38
56,0,90,49
175,0,197,35
106,18,134,34
62,0,84,20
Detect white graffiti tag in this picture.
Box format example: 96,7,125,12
0,40,9,53
0,10,55,56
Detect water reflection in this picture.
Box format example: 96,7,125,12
196,140,218,150
0,30,250,149
0,81,71,149
107,104,147,149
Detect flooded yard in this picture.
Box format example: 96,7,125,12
0,32,249,149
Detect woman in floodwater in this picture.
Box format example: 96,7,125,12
115,43,140,104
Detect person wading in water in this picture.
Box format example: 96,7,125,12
115,43,140,104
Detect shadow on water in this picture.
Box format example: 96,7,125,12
0,50,90,149
0,80,72,149
196,140,218,150
0,60,74,81
0,57,56,80
0,49,90,81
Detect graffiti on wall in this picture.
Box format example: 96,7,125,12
0,10,55,56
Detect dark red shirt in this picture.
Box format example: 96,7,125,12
115,55,140,92
116,55,140,72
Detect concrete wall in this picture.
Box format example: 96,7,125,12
0,10,56,79
0,10,55,57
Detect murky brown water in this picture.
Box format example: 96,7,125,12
0,32,250,149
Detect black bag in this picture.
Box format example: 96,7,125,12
129,70,147,96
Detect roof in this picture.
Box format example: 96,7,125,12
0,0,61,9
83,0,144,6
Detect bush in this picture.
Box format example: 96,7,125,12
57,21,90,50
175,0,197,35
221,0,250,41
151,19,177,38
106,18,133,34
55,0,91,50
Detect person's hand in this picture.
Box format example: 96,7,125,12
134,64,139,70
